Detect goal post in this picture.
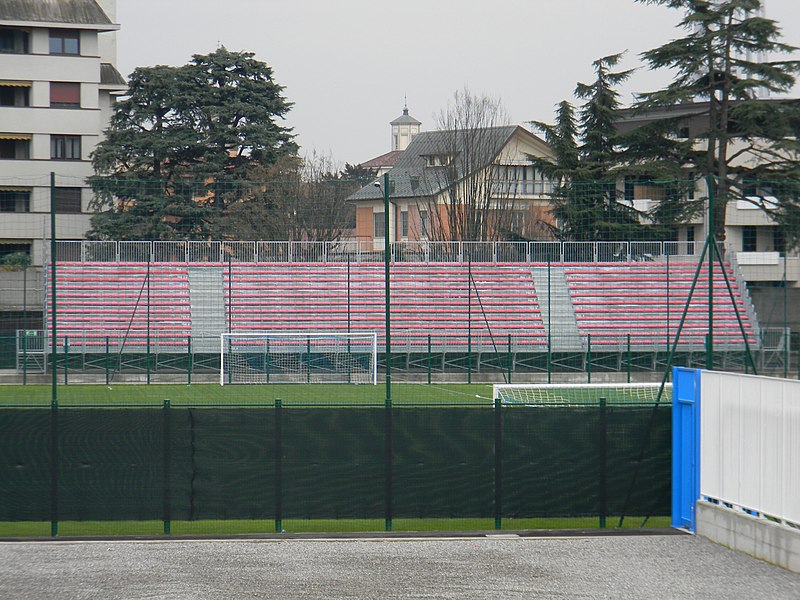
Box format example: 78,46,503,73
220,332,378,385
492,383,672,406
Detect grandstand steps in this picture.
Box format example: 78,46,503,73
188,267,226,352
530,267,582,351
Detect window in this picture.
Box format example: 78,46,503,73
0,136,30,159
0,83,30,107
0,242,31,261
373,212,385,239
51,135,81,160
54,188,82,213
0,29,29,54
50,82,80,108
50,29,80,55
419,210,429,238
742,226,757,252
0,189,31,212
401,211,408,238
773,227,785,254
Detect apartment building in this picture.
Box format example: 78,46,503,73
0,0,124,266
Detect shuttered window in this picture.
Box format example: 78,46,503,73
50,82,80,107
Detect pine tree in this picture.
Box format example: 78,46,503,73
632,0,800,241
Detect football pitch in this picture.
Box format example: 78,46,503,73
0,382,495,407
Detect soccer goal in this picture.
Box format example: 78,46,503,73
220,332,378,385
492,382,672,406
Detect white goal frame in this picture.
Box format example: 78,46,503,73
220,331,378,386
492,382,672,406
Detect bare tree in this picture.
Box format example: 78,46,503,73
418,87,529,241
221,152,357,241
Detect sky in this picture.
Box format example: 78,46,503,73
114,0,800,167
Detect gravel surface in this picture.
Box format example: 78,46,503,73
1,534,798,599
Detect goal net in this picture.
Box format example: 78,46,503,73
220,332,378,385
492,383,672,407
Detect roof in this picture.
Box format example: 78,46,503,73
359,150,404,170
0,0,115,27
100,62,126,87
390,107,421,126
348,125,531,201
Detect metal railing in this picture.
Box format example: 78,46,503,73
54,239,704,264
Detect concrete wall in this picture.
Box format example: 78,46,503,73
697,500,800,573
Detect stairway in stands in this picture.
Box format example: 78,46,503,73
188,267,226,352
530,266,583,351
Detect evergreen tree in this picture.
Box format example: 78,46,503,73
633,0,800,241
89,48,296,240
533,54,644,241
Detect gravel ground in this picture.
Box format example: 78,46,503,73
1,534,798,599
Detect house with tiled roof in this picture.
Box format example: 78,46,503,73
357,105,422,177
348,124,556,246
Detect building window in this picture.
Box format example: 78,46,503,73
50,82,81,108
0,29,30,54
742,226,757,252
0,189,31,212
51,135,82,160
772,227,785,254
0,136,30,159
0,242,31,260
54,188,82,213
49,29,80,55
401,211,409,238
373,212,385,239
0,83,30,107
419,209,429,238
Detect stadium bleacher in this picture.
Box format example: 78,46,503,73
48,259,757,353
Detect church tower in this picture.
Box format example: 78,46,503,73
390,103,421,151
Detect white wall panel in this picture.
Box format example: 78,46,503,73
701,371,800,526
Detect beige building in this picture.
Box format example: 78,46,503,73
349,123,556,246
0,0,124,266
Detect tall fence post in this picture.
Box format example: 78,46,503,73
187,336,192,385
275,398,282,533
104,335,110,385
50,398,59,537
494,397,503,530
598,396,607,529
63,336,69,385
587,334,592,383
427,334,432,385
507,334,512,384
162,399,171,535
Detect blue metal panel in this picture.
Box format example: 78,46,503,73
672,367,701,532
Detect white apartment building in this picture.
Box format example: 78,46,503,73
0,0,124,266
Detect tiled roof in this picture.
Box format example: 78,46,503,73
348,125,521,201
0,0,113,25
100,63,126,86
360,150,404,169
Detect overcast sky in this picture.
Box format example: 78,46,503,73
115,0,800,167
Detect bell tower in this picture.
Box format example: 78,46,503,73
390,101,421,151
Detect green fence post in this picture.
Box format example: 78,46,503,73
163,399,171,535
63,336,69,385
598,396,607,529
385,392,393,532
507,334,512,384
587,334,592,384
275,398,282,533
22,329,27,386
105,336,110,385
187,336,192,385
494,397,503,530
627,334,631,384
50,398,59,537
467,259,472,385
266,338,271,384
306,336,311,384
427,334,432,385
